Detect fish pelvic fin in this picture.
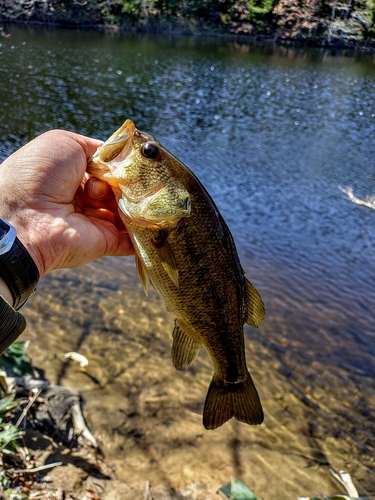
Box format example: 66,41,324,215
151,232,179,288
203,371,264,430
171,321,201,371
135,255,149,296
244,278,265,328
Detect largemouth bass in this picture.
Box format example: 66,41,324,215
87,120,265,429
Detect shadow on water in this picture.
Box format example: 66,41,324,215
1,24,375,498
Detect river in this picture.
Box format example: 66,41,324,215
1,25,374,499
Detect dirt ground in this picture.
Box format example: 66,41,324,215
5,258,373,500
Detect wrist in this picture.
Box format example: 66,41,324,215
0,203,45,277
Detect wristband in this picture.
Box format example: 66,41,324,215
0,218,39,310
0,295,26,354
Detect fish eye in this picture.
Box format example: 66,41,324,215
141,142,160,160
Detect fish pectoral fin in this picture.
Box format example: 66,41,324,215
171,320,201,371
244,278,265,328
151,233,179,288
203,372,264,430
135,255,149,296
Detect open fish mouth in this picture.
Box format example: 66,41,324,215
87,119,136,182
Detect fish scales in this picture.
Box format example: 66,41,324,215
128,180,245,376
87,119,265,429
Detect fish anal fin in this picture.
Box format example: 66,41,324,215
172,321,201,371
151,232,179,288
203,371,264,430
244,278,265,328
135,255,149,296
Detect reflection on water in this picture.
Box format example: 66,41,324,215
1,25,375,497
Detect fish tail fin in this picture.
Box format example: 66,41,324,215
203,371,263,430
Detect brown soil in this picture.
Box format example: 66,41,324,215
4,257,373,500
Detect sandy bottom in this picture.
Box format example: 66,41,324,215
18,257,374,500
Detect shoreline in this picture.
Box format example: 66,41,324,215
2,19,375,55
1,3,375,54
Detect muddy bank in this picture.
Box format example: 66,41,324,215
0,0,375,50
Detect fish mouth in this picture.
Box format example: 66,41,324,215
87,119,135,183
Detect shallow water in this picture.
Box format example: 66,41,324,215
1,25,375,498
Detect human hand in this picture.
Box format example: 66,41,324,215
0,130,134,278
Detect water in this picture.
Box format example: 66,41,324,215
1,25,375,498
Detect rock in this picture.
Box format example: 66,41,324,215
43,463,88,490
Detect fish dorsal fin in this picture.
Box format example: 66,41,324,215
172,320,201,371
135,254,149,296
244,278,265,327
151,232,179,288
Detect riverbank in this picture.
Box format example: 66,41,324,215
0,0,375,51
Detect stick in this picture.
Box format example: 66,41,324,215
14,389,41,429
71,402,98,448
6,461,63,474
330,468,359,498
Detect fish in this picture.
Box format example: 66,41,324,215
87,119,265,429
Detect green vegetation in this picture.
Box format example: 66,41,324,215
247,0,276,30
0,393,21,453
0,343,35,494
0,343,34,456
364,0,375,38
248,0,276,17
218,477,368,500
0,342,34,378
219,477,258,499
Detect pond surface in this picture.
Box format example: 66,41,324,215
1,25,375,499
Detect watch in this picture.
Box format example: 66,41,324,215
0,218,40,310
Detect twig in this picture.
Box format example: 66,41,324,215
144,480,152,500
0,389,41,452
5,376,50,392
14,389,41,429
6,461,63,474
71,401,98,448
330,468,359,498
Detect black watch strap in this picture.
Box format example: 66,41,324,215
0,295,26,354
0,233,40,310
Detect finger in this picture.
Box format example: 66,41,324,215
112,232,135,257
85,207,126,232
113,211,127,231
68,132,103,160
83,207,117,225
84,177,114,201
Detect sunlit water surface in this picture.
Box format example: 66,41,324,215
1,26,375,498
